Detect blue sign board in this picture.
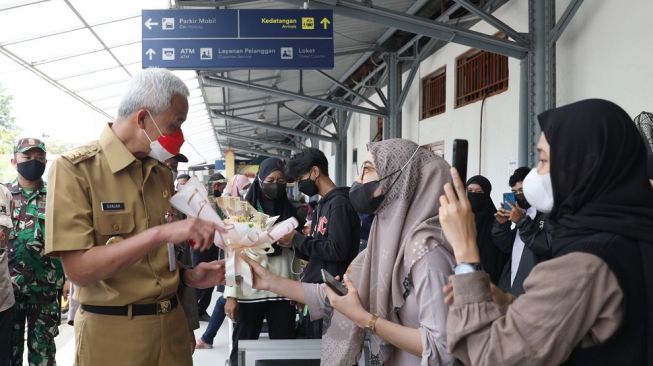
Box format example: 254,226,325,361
215,160,225,170
142,9,334,69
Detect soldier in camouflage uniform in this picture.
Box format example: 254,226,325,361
7,138,64,366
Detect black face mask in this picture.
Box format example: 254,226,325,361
467,192,485,212
515,193,531,209
298,177,319,197
349,168,403,214
349,181,385,214
261,182,285,200
17,160,45,182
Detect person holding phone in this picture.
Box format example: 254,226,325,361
466,176,507,285
440,99,653,365
243,139,456,365
491,167,552,296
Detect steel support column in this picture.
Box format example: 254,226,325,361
384,53,402,140
527,0,556,165
335,109,349,186
518,58,529,167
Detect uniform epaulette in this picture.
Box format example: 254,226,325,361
62,144,100,165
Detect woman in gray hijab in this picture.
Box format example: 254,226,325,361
244,139,456,365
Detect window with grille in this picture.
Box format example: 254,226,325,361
455,48,508,108
421,67,446,119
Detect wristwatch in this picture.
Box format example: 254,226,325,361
454,263,483,275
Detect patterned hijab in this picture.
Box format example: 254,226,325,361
321,139,453,364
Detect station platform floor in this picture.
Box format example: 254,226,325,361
43,295,231,365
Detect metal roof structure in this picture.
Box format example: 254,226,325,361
176,0,528,161
0,0,584,172
179,0,583,173
180,0,417,160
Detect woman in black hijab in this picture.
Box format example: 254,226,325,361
227,158,305,364
245,158,302,228
466,175,506,285
439,99,653,365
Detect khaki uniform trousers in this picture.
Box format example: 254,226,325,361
74,304,192,366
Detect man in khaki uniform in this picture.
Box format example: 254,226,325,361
45,68,225,366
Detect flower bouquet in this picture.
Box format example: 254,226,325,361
169,177,225,248
170,177,297,294
216,196,298,294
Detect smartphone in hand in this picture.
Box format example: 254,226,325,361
502,192,516,210
452,139,469,185
321,269,348,296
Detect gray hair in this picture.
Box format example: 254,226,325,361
117,68,190,119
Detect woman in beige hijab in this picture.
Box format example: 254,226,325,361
244,139,456,365
223,174,251,198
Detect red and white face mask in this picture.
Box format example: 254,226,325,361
143,110,185,162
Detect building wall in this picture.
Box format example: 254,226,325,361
555,0,653,116
346,110,372,184
319,125,337,179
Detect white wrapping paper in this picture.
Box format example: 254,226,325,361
223,217,298,294
169,179,299,294
169,177,225,248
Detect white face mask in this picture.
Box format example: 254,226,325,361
143,111,175,162
522,168,554,213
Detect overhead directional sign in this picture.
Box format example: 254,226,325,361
142,9,334,70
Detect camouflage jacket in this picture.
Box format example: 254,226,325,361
7,179,64,292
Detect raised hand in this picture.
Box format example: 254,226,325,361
439,167,481,264
159,217,226,251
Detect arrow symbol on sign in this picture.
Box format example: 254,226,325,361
320,17,331,29
145,48,156,61
145,18,159,30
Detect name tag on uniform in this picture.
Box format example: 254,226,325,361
101,202,125,211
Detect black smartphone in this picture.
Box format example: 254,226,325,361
452,139,469,185
321,269,348,296
502,192,516,210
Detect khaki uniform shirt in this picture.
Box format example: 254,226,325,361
45,124,178,306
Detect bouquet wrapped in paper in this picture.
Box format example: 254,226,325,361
216,196,298,294
169,177,225,248
169,178,297,294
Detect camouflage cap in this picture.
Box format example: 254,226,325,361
14,138,46,154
